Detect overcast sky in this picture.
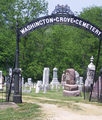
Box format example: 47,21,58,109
46,0,102,15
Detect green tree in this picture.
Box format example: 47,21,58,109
78,6,102,74
0,0,48,77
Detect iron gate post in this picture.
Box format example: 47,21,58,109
13,20,22,103
100,69,102,102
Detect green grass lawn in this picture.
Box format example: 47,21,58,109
0,102,42,120
22,85,100,105
0,85,102,120
23,86,82,101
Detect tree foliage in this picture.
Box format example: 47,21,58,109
0,3,102,82
0,0,48,76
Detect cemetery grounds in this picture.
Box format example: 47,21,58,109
0,86,102,120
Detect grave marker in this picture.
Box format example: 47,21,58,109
61,71,66,85
85,56,95,92
50,67,59,85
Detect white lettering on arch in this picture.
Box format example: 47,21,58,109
46,19,49,23
49,18,54,23
64,17,67,22
56,17,59,22
39,20,43,25
20,16,102,39
75,19,79,24
60,17,63,22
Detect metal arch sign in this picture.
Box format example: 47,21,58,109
19,14,102,39
19,5,102,40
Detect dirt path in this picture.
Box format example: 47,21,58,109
39,103,102,120
22,97,102,120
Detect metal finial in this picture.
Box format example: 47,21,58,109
52,4,74,15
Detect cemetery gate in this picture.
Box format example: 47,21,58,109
5,5,102,103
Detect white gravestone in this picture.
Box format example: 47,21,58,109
75,71,80,85
80,77,84,85
75,70,84,91
0,71,2,90
50,67,59,85
28,78,34,88
43,68,50,85
77,77,84,91
22,78,24,85
85,56,95,87
42,68,50,91
28,78,32,85
61,71,66,85
22,83,31,93
35,81,41,93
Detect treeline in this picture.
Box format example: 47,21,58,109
0,1,102,82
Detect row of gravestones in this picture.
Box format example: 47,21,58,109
21,66,84,94
63,56,102,98
22,67,60,93
1,56,100,98
22,79,63,94
33,56,101,97
5,56,99,98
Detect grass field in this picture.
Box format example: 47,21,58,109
0,85,102,120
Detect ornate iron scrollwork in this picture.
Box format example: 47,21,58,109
52,4,74,15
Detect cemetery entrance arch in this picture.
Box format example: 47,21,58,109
20,5,102,39
13,5,102,103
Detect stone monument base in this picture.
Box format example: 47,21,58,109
63,90,81,97
64,84,78,91
50,81,60,86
